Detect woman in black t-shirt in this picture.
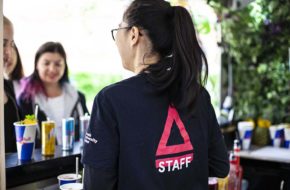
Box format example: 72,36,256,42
4,80,19,153
82,1,229,189
3,16,23,153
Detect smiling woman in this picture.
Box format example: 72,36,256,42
18,42,89,147
4,0,133,110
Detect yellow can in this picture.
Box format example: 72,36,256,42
218,176,229,190
41,121,56,156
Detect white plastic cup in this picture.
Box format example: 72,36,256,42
13,122,37,160
238,121,254,150
269,125,284,148
58,174,82,187
60,183,83,190
208,177,218,190
283,127,290,149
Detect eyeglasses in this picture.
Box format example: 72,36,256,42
111,26,132,41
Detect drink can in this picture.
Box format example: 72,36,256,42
62,118,75,150
80,114,90,146
218,176,229,190
41,121,56,156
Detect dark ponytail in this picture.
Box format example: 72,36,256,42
171,6,208,114
124,0,208,116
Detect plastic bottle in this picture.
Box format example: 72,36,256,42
228,139,243,190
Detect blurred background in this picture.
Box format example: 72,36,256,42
4,0,222,112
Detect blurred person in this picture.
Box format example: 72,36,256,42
82,0,229,189
4,44,25,98
18,42,89,147
3,16,20,153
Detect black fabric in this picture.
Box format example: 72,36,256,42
82,74,229,190
71,92,89,141
17,90,89,146
4,80,20,153
84,165,117,190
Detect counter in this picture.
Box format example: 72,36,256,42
6,142,83,189
240,146,290,190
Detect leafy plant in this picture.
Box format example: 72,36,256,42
209,0,290,123
70,72,122,109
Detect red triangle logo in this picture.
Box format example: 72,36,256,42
156,106,194,156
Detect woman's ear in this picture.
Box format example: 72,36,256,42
130,26,141,47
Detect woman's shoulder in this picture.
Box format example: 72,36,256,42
199,87,211,101
100,74,145,95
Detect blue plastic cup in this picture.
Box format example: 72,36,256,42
284,127,290,149
14,122,37,160
238,121,254,150
58,174,81,187
269,126,284,148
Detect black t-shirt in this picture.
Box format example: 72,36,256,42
4,80,19,153
82,74,229,190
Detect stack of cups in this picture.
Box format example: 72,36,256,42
60,183,83,190
237,121,254,150
58,174,82,187
58,157,82,189
269,125,284,148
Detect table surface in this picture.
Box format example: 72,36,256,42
6,142,83,169
239,146,290,164
5,142,83,188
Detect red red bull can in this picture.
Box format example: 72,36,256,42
62,118,75,150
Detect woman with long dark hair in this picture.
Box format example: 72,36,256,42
4,44,24,80
4,44,25,98
3,16,21,153
3,16,25,98
18,42,88,147
82,0,229,189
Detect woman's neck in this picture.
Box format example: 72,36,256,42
44,83,63,98
133,51,160,74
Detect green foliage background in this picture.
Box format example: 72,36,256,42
70,73,122,110
209,0,290,123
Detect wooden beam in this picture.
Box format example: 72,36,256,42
0,0,6,188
